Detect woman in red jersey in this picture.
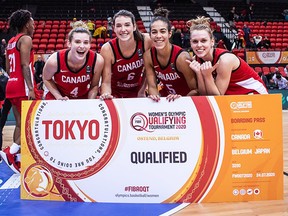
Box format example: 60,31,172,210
42,21,104,100
0,9,38,173
186,16,268,95
143,8,198,102
99,10,152,99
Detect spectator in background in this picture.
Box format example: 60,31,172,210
182,27,190,49
246,3,254,21
262,36,271,49
265,71,277,89
33,55,45,84
274,73,288,89
284,65,288,78
70,17,77,28
227,6,239,26
87,20,95,36
216,39,227,49
246,37,257,50
0,39,7,71
242,24,251,44
236,28,245,48
107,17,113,39
213,25,225,43
253,35,263,48
171,28,183,47
258,72,269,88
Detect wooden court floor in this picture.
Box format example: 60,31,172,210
1,112,288,215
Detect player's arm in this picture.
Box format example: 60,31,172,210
88,53,104,99
143,49,160,102
177,51,199,96
19,35,35,99
42,52,68,100
99,42,113,99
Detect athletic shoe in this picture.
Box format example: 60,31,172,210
0,147,20,174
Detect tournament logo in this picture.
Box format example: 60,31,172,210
130,111,187,132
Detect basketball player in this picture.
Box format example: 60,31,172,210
42,21,104,100
186,16,268,95
0,9,39,173
143,8,198,102
100,10,152,99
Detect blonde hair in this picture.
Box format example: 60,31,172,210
68,20,91,42
187,16,213,39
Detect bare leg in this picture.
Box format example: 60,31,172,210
12,105,21,145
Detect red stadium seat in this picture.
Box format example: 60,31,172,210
41,33,50,39
45,20,53,25
47,43,55,51
53,20,60,25
32,44,38,51
38,43,47,50
48,38,57,44
262,67,270,74
254,67,262,73
49,33,57,39
58,29,66,34
50,28,58,34
35,29,43,34
55,43,64,50
32,38,40,44
57,33,66,39
59,24,66,29
40,38,48,44
43,29,51,34
57,38,65,44
90,43,97,51
33,33,41,39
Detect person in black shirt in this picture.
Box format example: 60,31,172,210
33,55,45,84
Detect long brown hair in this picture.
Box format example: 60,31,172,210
113,10,143,41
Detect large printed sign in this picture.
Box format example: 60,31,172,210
246,51,288,64
20,95,283,203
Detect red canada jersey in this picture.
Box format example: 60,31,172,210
109,38,145,98
151,45,191,96
6,33,36,99
45,49,97,99
196,48,268,95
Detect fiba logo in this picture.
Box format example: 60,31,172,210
130,112,152,132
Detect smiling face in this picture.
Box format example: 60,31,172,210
68,32,91,60
113,15,136,41
150,20,172,50
190,29,214,60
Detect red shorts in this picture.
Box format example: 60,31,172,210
9,96,28,114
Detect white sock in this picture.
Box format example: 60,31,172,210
10,143,20,154
15,153,21,162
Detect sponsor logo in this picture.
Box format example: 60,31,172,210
230,101,252,112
